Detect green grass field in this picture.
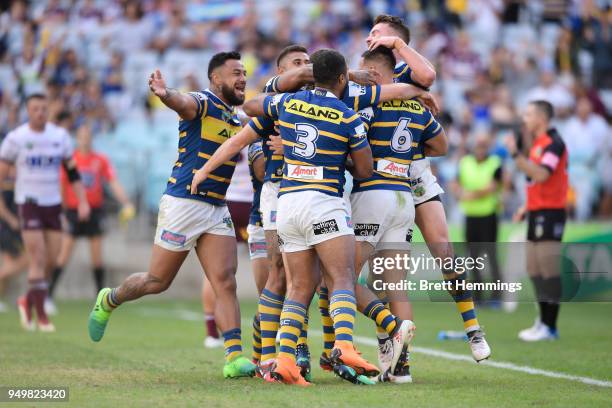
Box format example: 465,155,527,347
1,299,611,407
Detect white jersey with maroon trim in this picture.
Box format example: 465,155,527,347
0,122,73,206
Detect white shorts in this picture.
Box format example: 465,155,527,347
260,181,280,231
351,190,415,250
154,194,235,252
410,158,444,205
247,223,267,260
277,191,354,253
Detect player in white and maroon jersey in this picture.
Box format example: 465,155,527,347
0,94,90,332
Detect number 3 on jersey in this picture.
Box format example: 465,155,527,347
293,123,319,159
391,117,413,153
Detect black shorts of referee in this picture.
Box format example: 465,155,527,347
64,207,105,237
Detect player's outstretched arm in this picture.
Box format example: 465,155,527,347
369,36,436,87
148,69,199,120
191,125,260,194
274,65,313,92
242,94,269,117
379,84,440,114
424,128,448,157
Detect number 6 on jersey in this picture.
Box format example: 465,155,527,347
391,117,413,153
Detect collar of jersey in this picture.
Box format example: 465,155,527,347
204,88,234,112
311,88,338,99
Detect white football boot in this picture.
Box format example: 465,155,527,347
468,329,491,362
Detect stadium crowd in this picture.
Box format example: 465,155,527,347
0,0,610,220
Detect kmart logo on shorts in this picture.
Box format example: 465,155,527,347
160,229,186,246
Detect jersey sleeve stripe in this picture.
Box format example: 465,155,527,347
394,65,409,78
424,116,434,128
251,117,264,130
370,86,377,104
342,113,359,123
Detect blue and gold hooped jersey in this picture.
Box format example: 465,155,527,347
248,79,381,184
394,62,414,85
248,141,264,226
164,89,242,205
247,116,283,183
352,98,442,193
262,88,369,198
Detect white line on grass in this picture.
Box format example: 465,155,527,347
136,307,612,388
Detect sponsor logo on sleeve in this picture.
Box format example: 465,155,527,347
313,219,340,235
354,223,380,237
348,82,367,97
189,92,207,101
160,229,187,246
287,164,324,180
354,124,367,139
271,93,284,106
358,107,373,122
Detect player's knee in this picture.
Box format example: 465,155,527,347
213,270,237,295
146,274,172,294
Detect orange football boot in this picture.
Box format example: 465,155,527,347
331,341,380,377
271,355,312,387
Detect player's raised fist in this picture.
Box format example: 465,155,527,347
148,69,168,98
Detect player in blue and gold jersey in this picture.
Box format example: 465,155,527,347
351,47,447,383
366,14,492,363
87,51,256,379
238,49,380,386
